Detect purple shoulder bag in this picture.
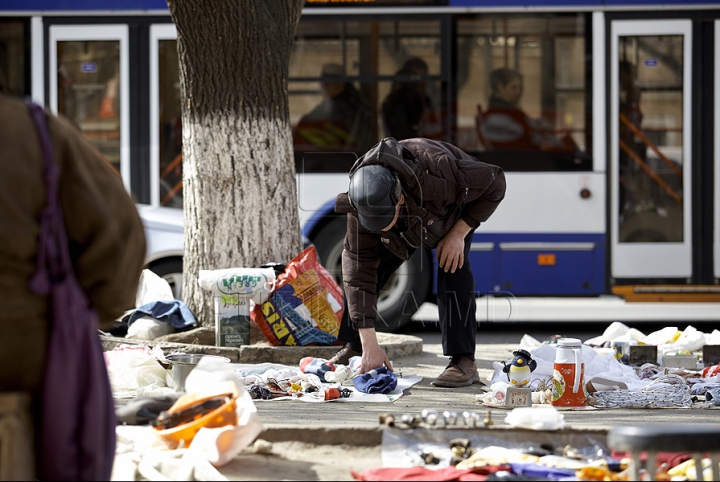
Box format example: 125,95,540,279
26,100,116,481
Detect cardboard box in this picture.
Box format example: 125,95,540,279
505,387,533,407
661,355,697,369
628,345,658,366
703,345,720,367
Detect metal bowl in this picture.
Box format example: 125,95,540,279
163,353,231,392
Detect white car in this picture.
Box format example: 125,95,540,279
136,204,184,298
136,204,312,300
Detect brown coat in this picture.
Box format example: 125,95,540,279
0,93,146,394
335,137,506,329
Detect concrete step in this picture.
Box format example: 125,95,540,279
101,332,423,365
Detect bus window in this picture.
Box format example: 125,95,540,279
289,18,442,172
617,35,684,243
158,39,182,208
457,14,590,171
0,19,27,97
56,40,121,171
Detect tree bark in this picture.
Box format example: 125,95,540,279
167,0,304,326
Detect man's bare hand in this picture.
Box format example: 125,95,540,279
436,218,472,273
436,232,464,273
360,344,393,373
358,327,394,373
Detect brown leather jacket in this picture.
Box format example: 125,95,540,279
0,93,146,393
335,137,506,329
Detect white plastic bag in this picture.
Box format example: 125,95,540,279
183,358,264,467
126,317,175,340
105,345,171,398
504,406,565,430
658,325,706,357
136,269,176,307
197,267,276,304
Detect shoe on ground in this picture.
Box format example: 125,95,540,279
328,344,362,366
431,356,480,388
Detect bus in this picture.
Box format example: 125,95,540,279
2,0,720,330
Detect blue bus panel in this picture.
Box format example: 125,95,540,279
0,0,168,10
464,233,605,296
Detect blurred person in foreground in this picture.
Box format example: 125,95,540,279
330,137,505,387
0,72,146,477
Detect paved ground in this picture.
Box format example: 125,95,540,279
253,331,719,431
111,320,720,481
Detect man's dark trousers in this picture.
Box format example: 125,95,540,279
338,231,477,359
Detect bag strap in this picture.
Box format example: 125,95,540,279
26,99,73,296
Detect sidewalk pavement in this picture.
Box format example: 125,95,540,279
108,332,720,481
247,332,720,431
104,331,719,430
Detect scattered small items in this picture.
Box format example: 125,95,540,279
611,340,629,361
298,356,335,382
420,449,440,465
385,409,493,429
482,322,720,411
247,385,273,400
502,349,537,388
115,394,180,425
449,438,474,466
483,410,493,426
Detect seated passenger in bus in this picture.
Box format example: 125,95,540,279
294,63,373,155
478,68,576,153
381,57,443,141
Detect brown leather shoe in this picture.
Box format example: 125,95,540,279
328,344,362,366
431,356,480,388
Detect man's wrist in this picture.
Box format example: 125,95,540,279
359,327,379,347
450,218,472,238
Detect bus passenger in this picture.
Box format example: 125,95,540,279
382,57,443,141
330,137,506,387
618,59,646,220
294,63,373,155
479,68,576,153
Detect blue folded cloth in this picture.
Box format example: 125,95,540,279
123,300,197,331
353,367,398,394
510,462,578,481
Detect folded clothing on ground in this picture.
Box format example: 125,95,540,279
122,300,197,331
353,367,397,394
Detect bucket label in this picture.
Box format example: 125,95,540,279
551,362,586,406
215,296,250,347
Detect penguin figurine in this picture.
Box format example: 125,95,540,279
502,349,538,388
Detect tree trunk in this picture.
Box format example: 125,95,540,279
167,0,304,326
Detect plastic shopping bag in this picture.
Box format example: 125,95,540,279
250,246,343,346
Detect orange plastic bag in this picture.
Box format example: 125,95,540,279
250,246,343,346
